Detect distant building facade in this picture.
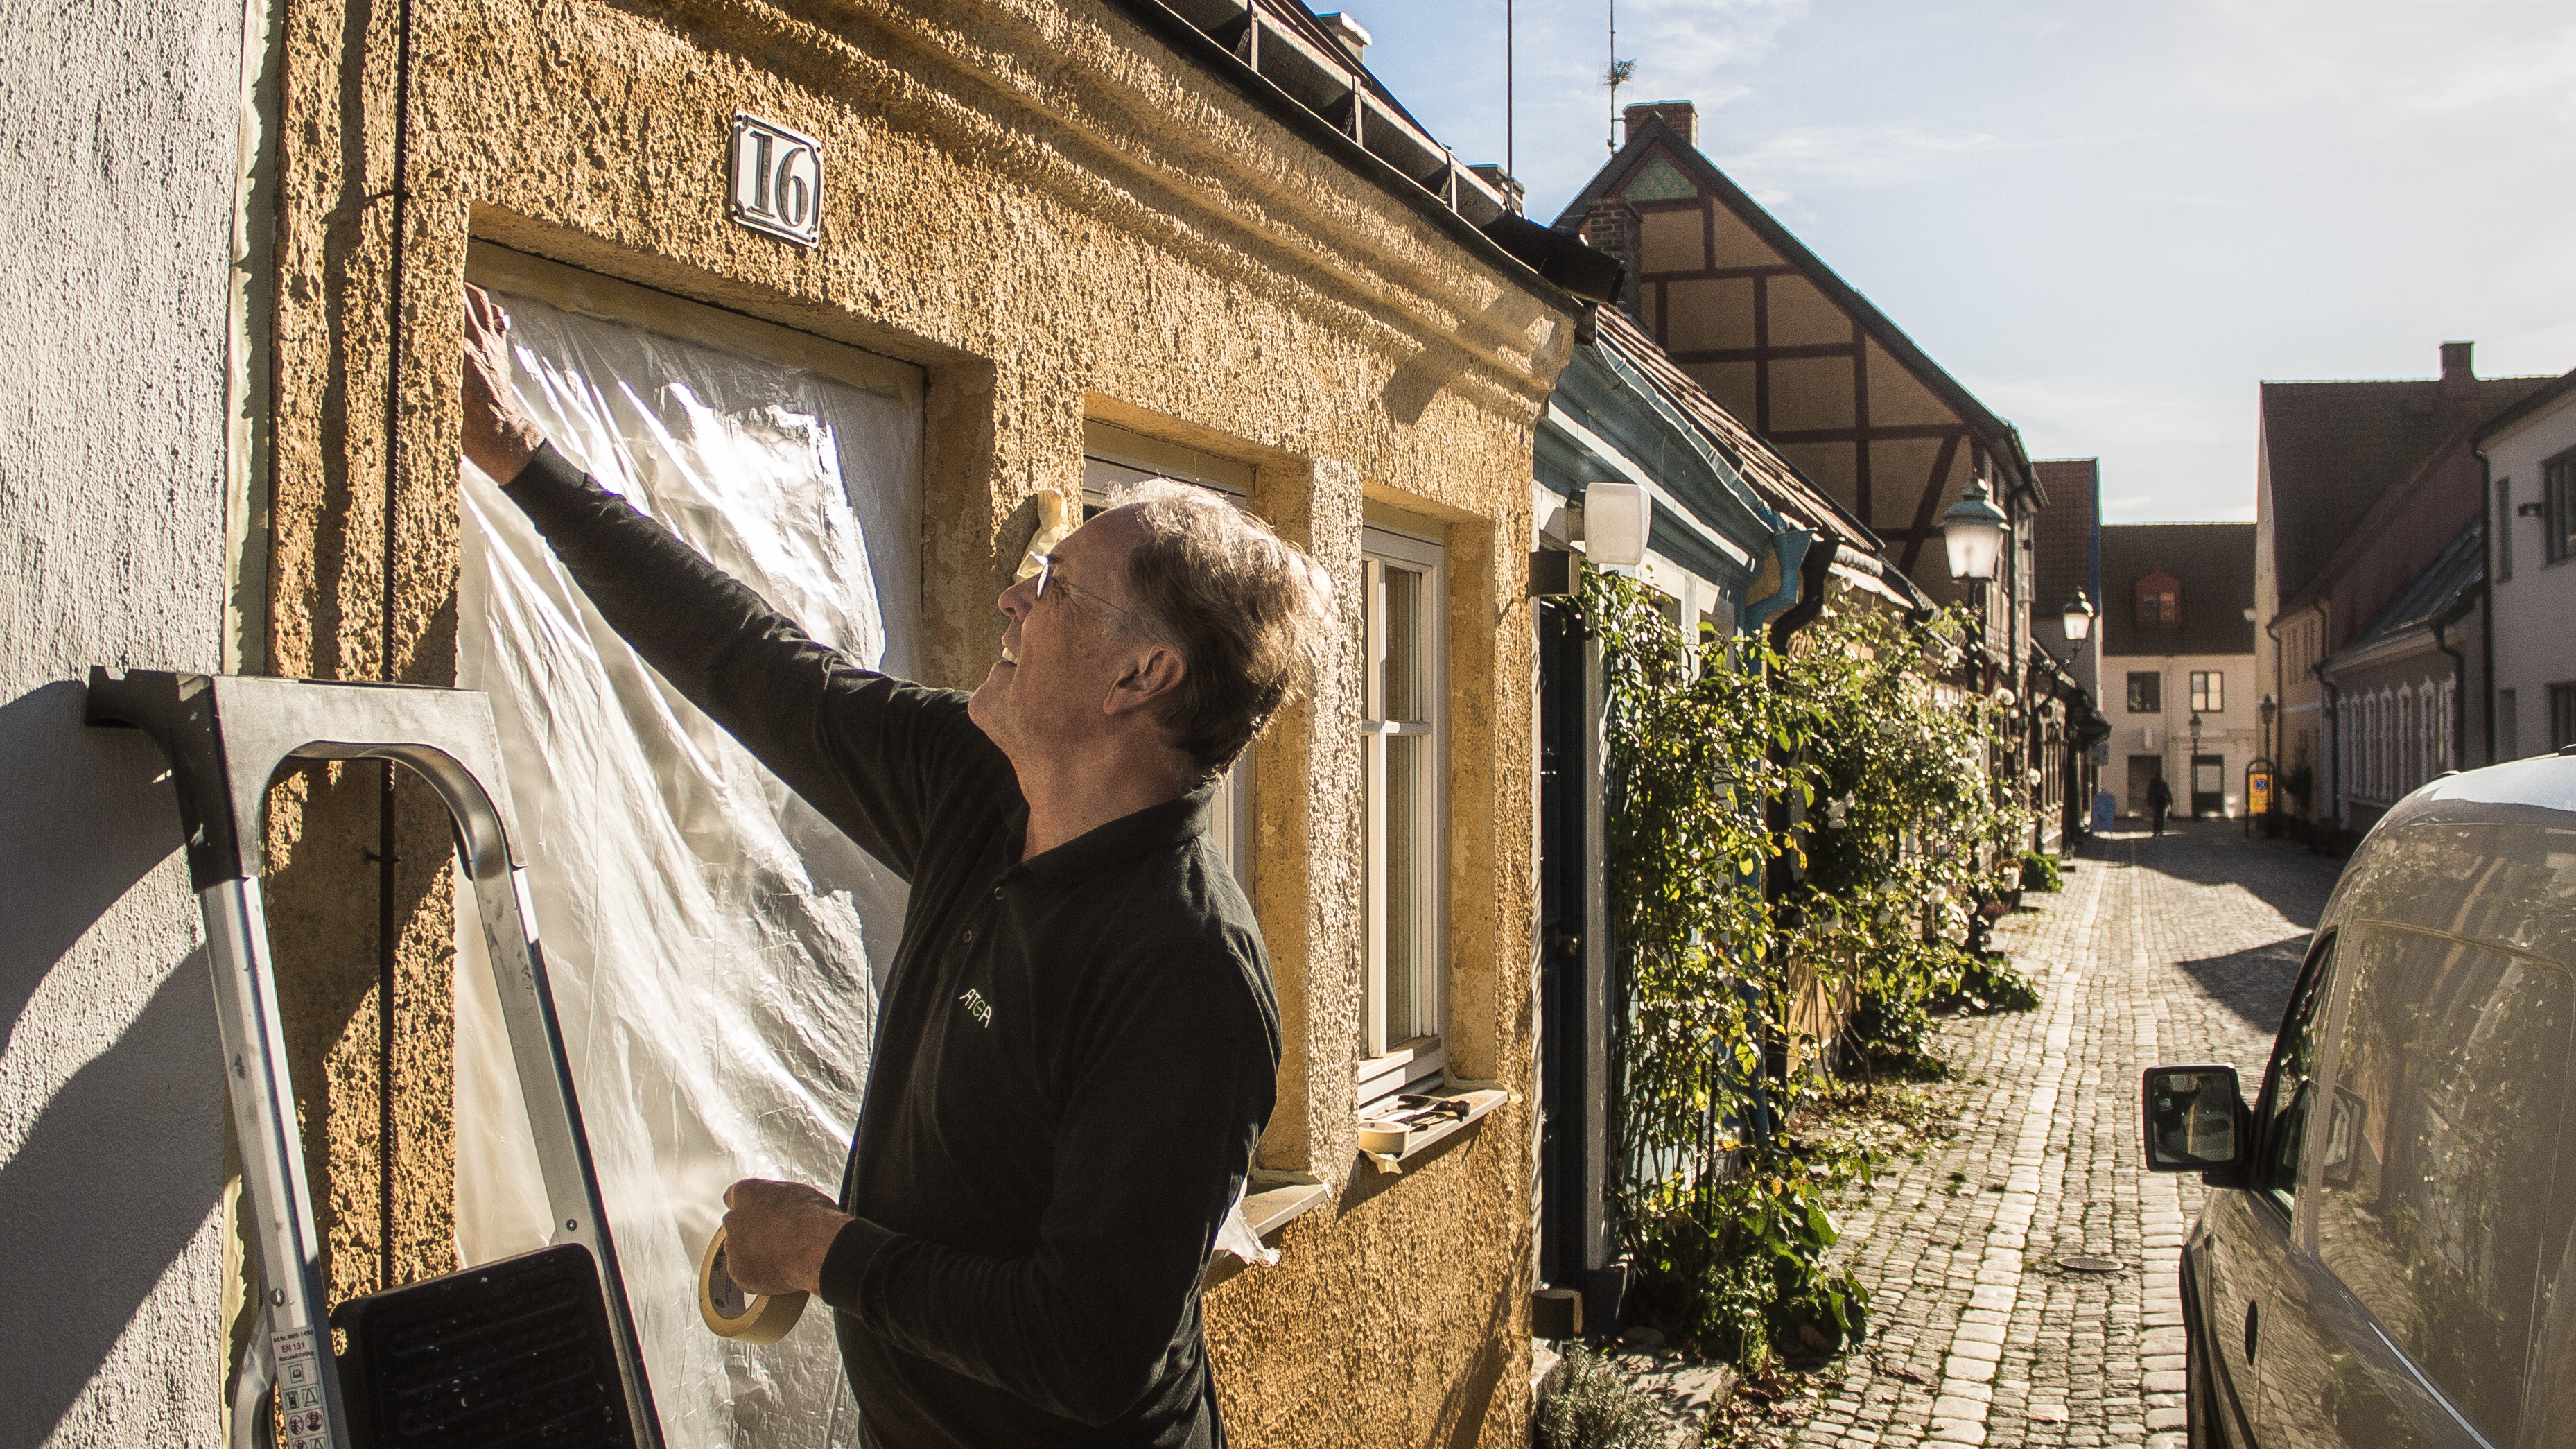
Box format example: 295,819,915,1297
2475,366,2576,760
1552,101,2047,706
2315,520,2484,842
2031,459,2104,707
2255,341,2553,842
2100,524,2259,819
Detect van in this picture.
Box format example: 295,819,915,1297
2141,754,2576,1449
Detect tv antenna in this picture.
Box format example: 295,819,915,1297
1605,0,1635,151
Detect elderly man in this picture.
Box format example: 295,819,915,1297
458,287,1331,1448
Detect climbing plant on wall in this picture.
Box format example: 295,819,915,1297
1576,563,2033,1366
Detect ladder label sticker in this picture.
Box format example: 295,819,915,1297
271,1331,329,1446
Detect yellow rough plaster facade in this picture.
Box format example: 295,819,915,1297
254,0,1576,1441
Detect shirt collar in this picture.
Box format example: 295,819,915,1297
1013,783,1219,892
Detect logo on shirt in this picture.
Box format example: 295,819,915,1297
958,989,993,1029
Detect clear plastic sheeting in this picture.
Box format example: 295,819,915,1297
453,259,922,1448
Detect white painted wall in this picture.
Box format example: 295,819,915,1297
2101,652,2265,816
0,0,251,1437
2485,389,2576,760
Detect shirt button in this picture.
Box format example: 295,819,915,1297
992,885,1004,899
961,926,975,946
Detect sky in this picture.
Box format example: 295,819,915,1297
1342,0,2576,523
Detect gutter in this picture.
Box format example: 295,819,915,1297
1097,0,1593,320
2433,590,2475,771
1740,532,1813,637
1763,531,1839,653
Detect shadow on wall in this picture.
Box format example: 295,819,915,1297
0,681,227,1437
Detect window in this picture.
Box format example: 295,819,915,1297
2553,683,2576,753
2254,932,2341,1220
2548,453,2575,566
2127,671,2161,713
2315,923,2573,1446
1081,421,1258,887
2189,671,2223,713
2497,478,2514,582
1358,523,1446,1104
2500,689,2519,760
2134,571,2182,628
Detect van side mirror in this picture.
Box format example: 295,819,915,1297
2141,1065,2246,1174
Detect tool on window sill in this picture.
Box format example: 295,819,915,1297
87,669,662,1449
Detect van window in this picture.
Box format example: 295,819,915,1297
2313,923,2573,1445
2253,933,2340,1220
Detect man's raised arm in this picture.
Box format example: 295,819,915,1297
457,285,986,878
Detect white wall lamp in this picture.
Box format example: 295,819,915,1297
1573,481,1649,568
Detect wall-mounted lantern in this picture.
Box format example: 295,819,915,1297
1574,482,1648,567
1940,476,2009,582
2060,590,2095,643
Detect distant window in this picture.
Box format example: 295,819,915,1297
2548,454,2575,566
2190,671,2223,713
2496,478,2514,582
2127,672,2161,713
2134,571,2182,628
2500,689,2519,759
2553,683,2576,753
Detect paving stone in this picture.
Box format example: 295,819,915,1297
1728,824,2335,1448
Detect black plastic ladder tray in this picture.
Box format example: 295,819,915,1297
86,669,663,1449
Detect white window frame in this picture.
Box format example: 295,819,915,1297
1081,423,1259,889
2190,670,2223,713
1356,523,1447,1107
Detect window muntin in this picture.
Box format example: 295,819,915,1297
2190,671,2223,713
1358,524,1445,1104
2127,672,2161,713
2313,923,2573,1446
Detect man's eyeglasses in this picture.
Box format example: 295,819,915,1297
1032,553,1148,634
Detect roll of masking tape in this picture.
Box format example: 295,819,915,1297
697,1226,809,1344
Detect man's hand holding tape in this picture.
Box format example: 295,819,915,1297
461,286,1333,1447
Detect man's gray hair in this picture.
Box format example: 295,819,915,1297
1103,478,1335,774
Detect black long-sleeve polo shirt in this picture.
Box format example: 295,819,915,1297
502,444,1282,1448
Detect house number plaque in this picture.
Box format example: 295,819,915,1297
728,113,823,248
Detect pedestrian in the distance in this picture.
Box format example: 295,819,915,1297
2146,774,2174,837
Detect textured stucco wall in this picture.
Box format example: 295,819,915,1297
261,0,1572,1442
0,0,247,1439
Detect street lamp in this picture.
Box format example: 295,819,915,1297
2259,694,2279,839
1940,476,2010,583
2188,712,2203,819
2060,589,2094,643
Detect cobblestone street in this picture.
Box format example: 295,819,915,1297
1720,819,2344,1449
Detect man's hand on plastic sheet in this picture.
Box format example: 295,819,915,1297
460,284,548,485
722,1178,854,1297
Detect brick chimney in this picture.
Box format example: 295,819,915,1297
2439,340,2477,400
1577,199,1642,320
1622,100,1698,147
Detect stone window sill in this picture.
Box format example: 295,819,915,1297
1357,1086,1508,1174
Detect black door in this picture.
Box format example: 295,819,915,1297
1536,600,1591,1294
